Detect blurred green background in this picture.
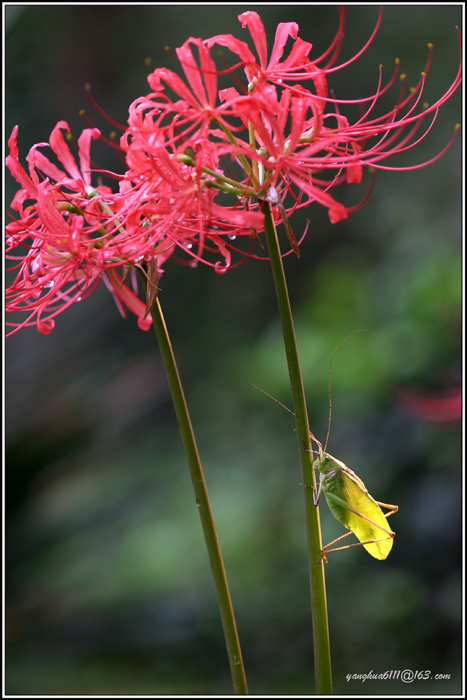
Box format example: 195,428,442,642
5,4,462,695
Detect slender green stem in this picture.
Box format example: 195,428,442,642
261,201,333,695
149,295,248,695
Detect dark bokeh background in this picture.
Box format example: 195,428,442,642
5,5,462,695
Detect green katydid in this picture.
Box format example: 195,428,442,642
255,333,398,564
305,438,398,565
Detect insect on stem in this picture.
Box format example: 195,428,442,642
253,330,398,563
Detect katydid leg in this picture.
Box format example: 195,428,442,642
374,501,398,517
317,532,395,565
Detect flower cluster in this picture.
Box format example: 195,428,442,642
6,9,461,335
6,122,157,334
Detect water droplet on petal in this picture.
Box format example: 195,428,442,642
228,234,236,240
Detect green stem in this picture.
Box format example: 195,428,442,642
149,295,248,695
261,201,333,695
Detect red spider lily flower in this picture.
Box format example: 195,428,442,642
206,9,461,213
122,8,461,248
6,122,156,335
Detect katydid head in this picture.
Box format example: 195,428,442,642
315,452,341,475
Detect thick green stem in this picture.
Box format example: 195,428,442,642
149,295,248,695
262,202,333,694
